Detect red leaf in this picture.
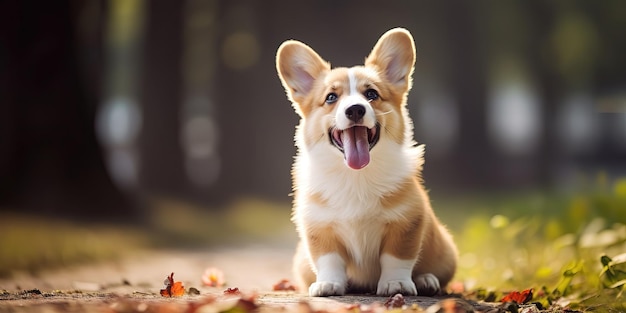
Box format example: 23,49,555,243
501,288,533,304
223,287,241,296
272,279,297,291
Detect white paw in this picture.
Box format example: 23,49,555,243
309,281,346,297
376,279,417,296
414,273,441,296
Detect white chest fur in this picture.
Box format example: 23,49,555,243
292,139,424,286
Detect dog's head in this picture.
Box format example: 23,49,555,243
276,28,416,170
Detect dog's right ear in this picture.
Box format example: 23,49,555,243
276,40,330,114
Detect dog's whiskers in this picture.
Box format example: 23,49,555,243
376,110,393,116
314,133,326,145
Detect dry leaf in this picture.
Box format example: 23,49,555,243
272,279,297,291
223,287,241,296
160,272,185,297
384,293,405,308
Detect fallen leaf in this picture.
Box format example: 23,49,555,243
223,287,241,296
501,288,533,304
272,279,297,291
160,272,185,297
384,293,405,308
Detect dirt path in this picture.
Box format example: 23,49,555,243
1,246,294,293
0,246,488,312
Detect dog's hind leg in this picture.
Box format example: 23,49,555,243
292,241,316,293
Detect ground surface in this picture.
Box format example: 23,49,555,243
0,246,493,313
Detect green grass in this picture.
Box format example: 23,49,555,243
436,174,626,311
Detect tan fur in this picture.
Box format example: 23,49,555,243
277,28,458,296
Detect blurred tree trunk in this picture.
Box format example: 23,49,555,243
443,2,491,188
527,2,560,189
0,0,137,221
137,0,188,198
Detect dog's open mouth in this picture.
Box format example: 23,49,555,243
329,123,380,170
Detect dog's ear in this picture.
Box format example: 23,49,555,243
276,40,330,112
365,28,416,92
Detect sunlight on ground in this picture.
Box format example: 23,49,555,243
0,197,294,278
0,215,148,278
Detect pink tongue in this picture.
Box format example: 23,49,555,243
341,126,370,169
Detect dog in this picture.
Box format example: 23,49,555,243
276,28,458,297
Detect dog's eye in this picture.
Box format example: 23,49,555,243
364,89,379,101
325,92,338,104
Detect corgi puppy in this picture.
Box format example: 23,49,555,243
276,28,458,297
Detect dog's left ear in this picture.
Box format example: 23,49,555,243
365,28,416,92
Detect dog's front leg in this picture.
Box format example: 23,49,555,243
304,226,349,297
309,252,347,296
376,221,424,296
376,253,418,296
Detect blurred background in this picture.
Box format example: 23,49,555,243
1,0,625,290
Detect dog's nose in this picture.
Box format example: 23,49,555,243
345,104,366,123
